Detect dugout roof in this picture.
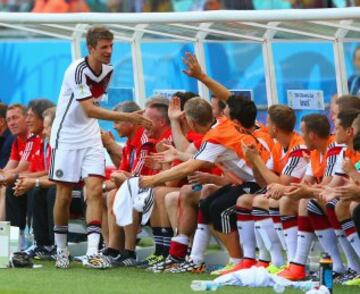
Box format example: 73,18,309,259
0,8,360,106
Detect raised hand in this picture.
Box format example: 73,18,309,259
168,96,184,121
149,144,178,164
101,129,115,146
182,52,206,80
241,142,259,162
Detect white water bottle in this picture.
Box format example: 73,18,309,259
190,280,220,291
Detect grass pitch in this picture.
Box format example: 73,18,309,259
0,261,359,294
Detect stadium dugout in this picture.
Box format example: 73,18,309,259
1,7,360,262
0,7,360,109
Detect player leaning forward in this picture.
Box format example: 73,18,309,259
49,26,151,269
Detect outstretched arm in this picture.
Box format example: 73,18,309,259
139,159,207,188
183,52,231,101
79,99,152,129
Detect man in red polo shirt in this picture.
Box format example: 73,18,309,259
0,104,27,222
1,99,54,249
101,101,172,264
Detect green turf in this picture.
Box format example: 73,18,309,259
0,261,359,294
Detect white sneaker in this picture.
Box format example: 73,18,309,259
55,249,70,269
82,253,111,269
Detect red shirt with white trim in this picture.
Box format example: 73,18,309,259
9,135,27,162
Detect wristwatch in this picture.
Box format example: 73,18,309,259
35,178,40,188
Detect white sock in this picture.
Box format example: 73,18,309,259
87,233,100,256
284,226,298,262
190,224,210,264
55,233,67,252
256,218,285,267
274,222,287,250
293,231,315,265
254,224,270,262
335,229,360,272
315,228,345,273
172,234,189,245
347,232,360,258
237,220,256,259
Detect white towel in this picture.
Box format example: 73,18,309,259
113,177,154,227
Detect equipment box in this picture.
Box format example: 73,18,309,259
0,221,10,268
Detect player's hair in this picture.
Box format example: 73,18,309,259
7,103,26,115
268,104,296,133
43,107,56,126
28,99,55,120
113,101,141,113
336,95,360,112
86,26,113,48
353,133,360,151
337,108,360,129
148,103,170,125
227,95,257,129
184,97,214,127
211,95,226,111
173,91,198,110
301,114,330,139
145,96,170,107
0,103,7,119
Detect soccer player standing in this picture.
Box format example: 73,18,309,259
49,26,151,269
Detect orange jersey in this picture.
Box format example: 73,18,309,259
268,132,309,179
333,146,360,176
195,117,269,183
307,136,336,182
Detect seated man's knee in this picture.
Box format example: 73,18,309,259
252,194,269,209
201,184,219,199
165,191,179,210
236,193,253,208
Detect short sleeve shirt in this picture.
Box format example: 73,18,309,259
50,56,113,150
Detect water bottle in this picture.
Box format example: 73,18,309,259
319,253,333,294
190,280,220,291
294,280,318,292
192,184,203,192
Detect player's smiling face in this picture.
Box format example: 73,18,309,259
90,39,113,65
25,108,43,135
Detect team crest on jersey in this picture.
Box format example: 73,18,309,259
79,85,85,95
56,169,64,178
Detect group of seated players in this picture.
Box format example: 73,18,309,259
2,52,360,286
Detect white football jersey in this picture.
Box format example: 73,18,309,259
50,57,113,150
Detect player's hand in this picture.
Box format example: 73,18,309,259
0,173,17,186
284,182,311,200
334,183,360,201
266,183,286,200
187,171,211,185
241,142,259,162
182,52,206,80
156,140,172,153
126,113,152,129
110,171,128,187
101,129,115,146
139,176,156,188
168,96,184,121
13,177,34,197
149,144,179,164
317,186,337,203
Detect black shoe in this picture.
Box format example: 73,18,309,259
112,251,137,267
